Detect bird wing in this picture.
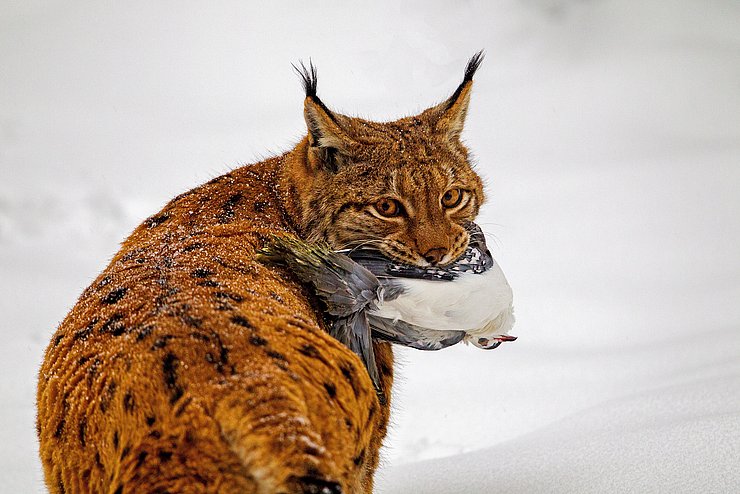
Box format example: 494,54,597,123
258,234,385,390
258,234,382,317
350,248,457,281
368,316,466,351
332,311,381,391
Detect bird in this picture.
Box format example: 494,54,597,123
258,223,516,390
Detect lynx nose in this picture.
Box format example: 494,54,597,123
423,247,447,265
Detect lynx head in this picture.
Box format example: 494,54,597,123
287,52,486,267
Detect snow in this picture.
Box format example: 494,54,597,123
377,371,740,493
2,1,739,492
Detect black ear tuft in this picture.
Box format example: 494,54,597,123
463,50,485,84
446,50,485,110
294,59,339,127
292,60,318,98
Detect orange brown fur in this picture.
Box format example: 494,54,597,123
37,54,485,493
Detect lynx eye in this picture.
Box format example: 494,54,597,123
441,188,464,209
373,197,402,218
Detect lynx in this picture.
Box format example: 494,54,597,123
37,52,485,493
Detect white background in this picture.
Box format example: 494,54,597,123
2,1,739,492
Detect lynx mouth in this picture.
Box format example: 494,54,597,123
372,240,469,269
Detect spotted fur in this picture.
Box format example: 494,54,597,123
37,53,485,493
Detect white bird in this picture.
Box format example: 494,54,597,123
351,223,515,350
258,223,516,390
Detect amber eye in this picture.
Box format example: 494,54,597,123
374,198,402,218
441,188,464,209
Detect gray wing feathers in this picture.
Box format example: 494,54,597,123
258,235,382,317
368,316,466,350
333,312,380,390
259,234,383,389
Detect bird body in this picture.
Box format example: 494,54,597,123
370,265,514,334
352,222,515,350
259,223,516,388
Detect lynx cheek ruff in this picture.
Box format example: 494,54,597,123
259,222,516,389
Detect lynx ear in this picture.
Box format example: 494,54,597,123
428,51,484,142
294,61,355,172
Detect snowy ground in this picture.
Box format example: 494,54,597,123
2,1,739,492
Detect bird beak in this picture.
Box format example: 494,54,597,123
494,335,518,342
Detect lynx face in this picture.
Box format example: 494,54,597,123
291,54,486,267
